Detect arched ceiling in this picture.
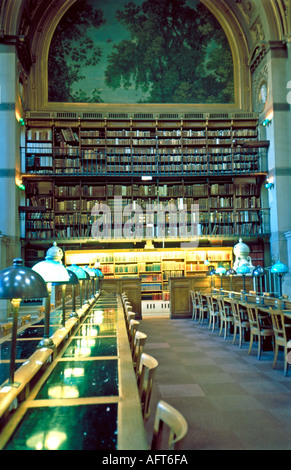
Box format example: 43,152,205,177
0,0,290,111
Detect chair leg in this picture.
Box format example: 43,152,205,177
284,347,289,376
239,326,243,348
219,318,224,337
248,332,254,355
232,325,237,344
273,342,279,369
212,316,217,332
224,320,230,340
257,335,262,360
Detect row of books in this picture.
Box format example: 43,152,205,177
26,128,256,142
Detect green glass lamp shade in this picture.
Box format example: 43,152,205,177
0,258,48,299
93,268,103,277
237,264,251,274
226,268,236,276
253,266,264,276
215,267,226,275
209,269,216,276
270,261,288,274
84,266,97,277
64,269,79,285
68,264,87,280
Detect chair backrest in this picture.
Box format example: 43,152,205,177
270,310,288,343
246,304,259,330
129,319,139,349
132,331,147,373
138,352,158,420
206,294,213,311
230,300,239,319
20,314,31,327
217,297,226,318
151,400,188,450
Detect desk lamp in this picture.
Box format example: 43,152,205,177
67,264,87,307
270,261,288,298
55,269,79,323
0,258,48,386
236,264,250,294
225,268,236,292
215,267,226,290
84,266,97,298
208,268,216,291
66,269,79,319
252,266,264,294
32,242,69,348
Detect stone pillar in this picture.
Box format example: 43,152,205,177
283,231,291,299
264,42,291,270
0,43,22,321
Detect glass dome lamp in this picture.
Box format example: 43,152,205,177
215,267,226,290
32,242,69,349
0,258,48,387
252,266,264,295
67,264,87,307
84,266,97,298
226,268,236,291
65,269,79,319
53,269,79,324
82,271,91,304
236,264,251,293
271,261,288,298
208,268,216,290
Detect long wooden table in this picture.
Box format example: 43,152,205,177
0,293,147,450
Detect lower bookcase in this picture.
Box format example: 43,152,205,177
65,246,233,311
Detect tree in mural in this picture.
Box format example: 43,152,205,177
48,0,105,102
104,0,234,103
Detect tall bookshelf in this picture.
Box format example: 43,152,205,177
21,178,268,241
20,112,269,271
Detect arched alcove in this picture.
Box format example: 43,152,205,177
26,0,250,112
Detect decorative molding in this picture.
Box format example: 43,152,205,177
0,103,15,110
268,167,291,177
273,102,290,111
0,169,16,177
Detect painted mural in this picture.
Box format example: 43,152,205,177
48,0,234,104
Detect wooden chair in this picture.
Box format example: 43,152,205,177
230,300,250,348
217,297,233,339
129,319,139,351
37,306,45,316
137,352,158,421
196,292,208,325
20,314,31,327
1,322,13,336
246,304,274,360
206,294,220,332
151,400,188,450
190,290,199,321
132,331,147,373
270,309,291,376
125,312,135,337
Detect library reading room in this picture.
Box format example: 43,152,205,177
0,0,291,452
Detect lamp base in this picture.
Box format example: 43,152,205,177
0,381,21,391
69,311,79,319
37,337,55,349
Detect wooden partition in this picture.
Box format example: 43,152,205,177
99,278,142,319
170,275,254,318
